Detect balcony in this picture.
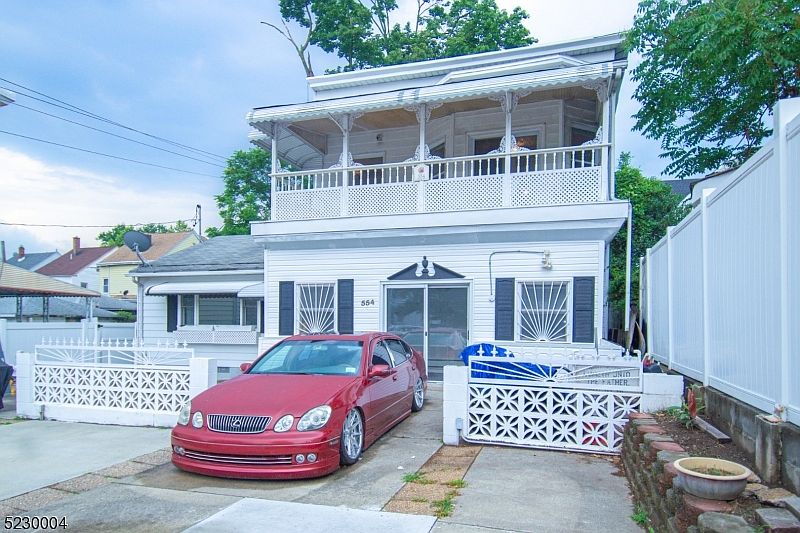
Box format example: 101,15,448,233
270,144,609,222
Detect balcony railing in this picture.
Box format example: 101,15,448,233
271,144,609,222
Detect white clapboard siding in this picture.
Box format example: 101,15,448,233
264,241,602,342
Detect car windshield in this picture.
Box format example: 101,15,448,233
249,340,364,376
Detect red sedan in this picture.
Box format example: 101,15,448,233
171,333,427,479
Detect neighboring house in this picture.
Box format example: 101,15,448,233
36,237,114,293
0,297,117,321
246,34,631,380
7,246,60,271
97,231,201,299
131,235,264,369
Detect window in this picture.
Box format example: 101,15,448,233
570,127,597,168
371,341,393,366
241,299,259,327
518,281,570,342
473,135,537,175
250,340,363,376
198,295,239,325
102,278,109,294
80,282,88,288
180,295,195,326
352,155,384,185
385,339,411,365
297,283,336,334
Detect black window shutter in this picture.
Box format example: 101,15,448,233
572,277,595,343
494,278,515,341
166,295,178,333
259,300,265,334
337,279,354,334
278,281,294,336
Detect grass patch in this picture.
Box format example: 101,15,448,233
431,491,458,518
631,506,649,526
411,497,428,503
402,471,434,484
445,479,467,489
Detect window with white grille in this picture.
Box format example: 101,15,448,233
518,281,570,342
297,283,336,334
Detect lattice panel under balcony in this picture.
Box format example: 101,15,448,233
274,188,341,221
425,175,504,212
512,168,601,207
348,183,417,216
33,364,191,413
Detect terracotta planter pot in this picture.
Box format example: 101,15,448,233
673,457,752,501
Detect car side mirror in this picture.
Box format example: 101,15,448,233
240,362,252,373
368,364,390,379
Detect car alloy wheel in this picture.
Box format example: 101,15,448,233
412,377,425,412
340,409,363,465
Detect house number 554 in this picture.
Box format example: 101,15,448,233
360,299,376,307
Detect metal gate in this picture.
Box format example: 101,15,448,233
464,352,642,454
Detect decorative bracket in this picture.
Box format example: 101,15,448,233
404,103,442,124
489,90,531,114
582,80,610,102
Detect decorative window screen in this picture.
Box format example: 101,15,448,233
518,281,569,342
297,283,336,334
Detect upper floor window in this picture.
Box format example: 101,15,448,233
352,155,384,186
473,135,538,175
102,278,109,294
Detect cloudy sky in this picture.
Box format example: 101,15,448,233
0,0,659,253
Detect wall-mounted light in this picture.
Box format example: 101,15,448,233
376,133,383,142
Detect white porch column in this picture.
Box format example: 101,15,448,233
269,122,281,218
490,91,522,207
331,114,358,215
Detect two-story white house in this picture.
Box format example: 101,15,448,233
246,34,631,380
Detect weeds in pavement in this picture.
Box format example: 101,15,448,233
402,471,434,484
445,479,467,489
432,491,458,518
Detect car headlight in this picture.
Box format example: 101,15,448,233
273,414,294,433
177,402,191,426
297,405,332,431
192,411,204,429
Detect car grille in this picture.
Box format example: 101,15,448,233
207,414,271,434
183,449,293,465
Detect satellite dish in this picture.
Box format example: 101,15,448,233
123,231,152,266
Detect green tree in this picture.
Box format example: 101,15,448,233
609,153,690,314
97,220,193,246
627,0,800,179
205,148,272,237
266,0,534,75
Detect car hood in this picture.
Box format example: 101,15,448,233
190,373,360,416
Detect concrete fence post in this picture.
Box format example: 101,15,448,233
15,351,38,418
189,358,218,399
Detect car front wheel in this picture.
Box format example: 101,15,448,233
340,409,364,465
412,377,425,412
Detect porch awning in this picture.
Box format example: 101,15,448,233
237,282,264,298
146,281,260,296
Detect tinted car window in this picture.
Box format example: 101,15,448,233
250,340,363,376
371,341,393,367
385,339,410,365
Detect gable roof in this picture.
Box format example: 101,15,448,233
0,261,99,297
7,251,60,271
131,235,263,274
37,246,114,276
98,231,198,265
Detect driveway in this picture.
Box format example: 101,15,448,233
2,385,640,532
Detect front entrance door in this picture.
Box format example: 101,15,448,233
385,284,469,381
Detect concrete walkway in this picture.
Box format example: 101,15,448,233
0,420,170,500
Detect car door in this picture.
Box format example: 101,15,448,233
385,337,413,413
364,339,397,436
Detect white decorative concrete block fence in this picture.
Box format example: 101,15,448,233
15,340,217,427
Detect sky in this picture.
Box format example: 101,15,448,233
0,0,661,253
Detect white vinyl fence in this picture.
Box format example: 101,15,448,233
643,98,800,425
